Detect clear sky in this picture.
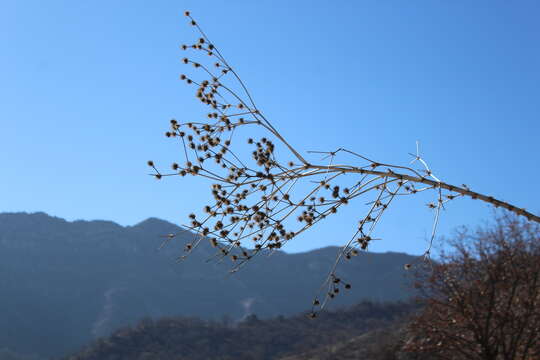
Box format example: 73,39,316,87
1,0,539,254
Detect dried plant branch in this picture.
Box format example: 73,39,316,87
148,12,540,315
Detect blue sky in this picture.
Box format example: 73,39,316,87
1,0,539,254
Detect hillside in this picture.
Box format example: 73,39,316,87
0,212,419,358
65,301,419,360
279,326,433,360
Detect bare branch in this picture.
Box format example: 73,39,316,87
149,12,540,313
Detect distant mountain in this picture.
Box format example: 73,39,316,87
0,212,419,358
65,301,420,360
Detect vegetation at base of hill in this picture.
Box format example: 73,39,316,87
280,326,434,360
65,301,419,360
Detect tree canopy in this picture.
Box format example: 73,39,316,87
405,215,540,359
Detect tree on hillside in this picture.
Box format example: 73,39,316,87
148,12,540,310
404,215,540,360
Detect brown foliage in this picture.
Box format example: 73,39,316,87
405,214,540,360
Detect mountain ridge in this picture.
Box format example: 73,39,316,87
0,212,419,257
0,211,419,358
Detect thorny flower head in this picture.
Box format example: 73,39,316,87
147,11,540,315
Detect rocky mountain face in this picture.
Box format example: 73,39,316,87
0,212,418,358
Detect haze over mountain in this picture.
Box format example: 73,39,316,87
0,212,418,358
